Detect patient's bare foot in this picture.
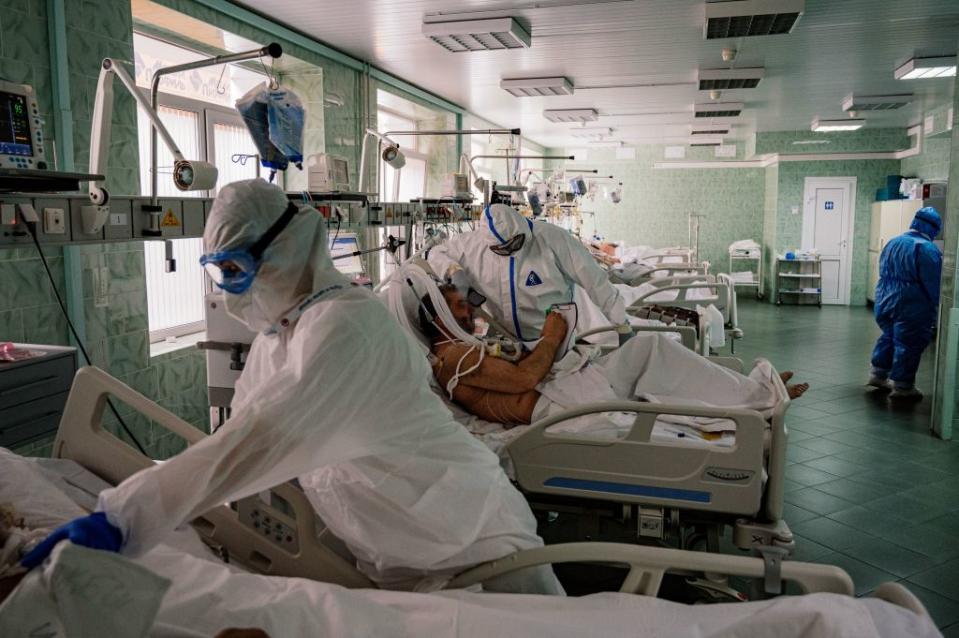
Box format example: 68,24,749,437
787,383,809,399
780,371,795,383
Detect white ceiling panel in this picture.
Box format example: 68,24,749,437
235,0,959,147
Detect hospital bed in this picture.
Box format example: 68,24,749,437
0,372,940,638
1,368,862,597
381,265,790,561
625,273,743,353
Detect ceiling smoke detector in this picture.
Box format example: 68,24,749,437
811,118,865,132
501,76,573,97
842,94,913,112
423,16,532,52
722,48,738,62
543,108,599,123
894,56,957,80
698,67,765,90
704,0,804,39
694,102,744,118
710,90,722,100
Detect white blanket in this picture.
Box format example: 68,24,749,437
0,450,941,638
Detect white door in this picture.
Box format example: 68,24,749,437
801,177,857,305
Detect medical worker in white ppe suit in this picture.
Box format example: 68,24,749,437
22,179,563,594
429,203,628,343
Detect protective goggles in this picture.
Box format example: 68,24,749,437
489,233,526,256
200,201,300,294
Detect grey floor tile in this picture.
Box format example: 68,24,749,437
786,445,828,464
793,437,856,455
875,523,959,561
785,488,857,516
791,517,864,550
866,493,957,524
908,557,959,602
789,532,835,562
783,503,821,525
814,479,888,503
840,537,938,578
826,553,900,596
785,464,840,487
897,582,959,628
802,456,871,478
827,505,913,535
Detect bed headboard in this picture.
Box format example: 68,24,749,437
53,366,373,589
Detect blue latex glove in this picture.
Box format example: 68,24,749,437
20,512,123,569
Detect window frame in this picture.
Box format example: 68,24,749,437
141,92,261,344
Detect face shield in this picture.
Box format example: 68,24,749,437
200,201,300,294
489,233,527,256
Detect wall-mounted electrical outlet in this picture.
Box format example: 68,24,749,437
43,207,66,234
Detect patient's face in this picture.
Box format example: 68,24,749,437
443,290,475,333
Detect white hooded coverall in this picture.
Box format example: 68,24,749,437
428,204,627,342
96,179,561,593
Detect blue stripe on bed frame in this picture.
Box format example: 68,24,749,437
543,477,712,503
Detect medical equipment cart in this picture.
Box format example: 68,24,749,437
728,244,764,300
776,256,822,306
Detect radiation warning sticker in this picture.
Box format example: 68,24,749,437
160,209,181,227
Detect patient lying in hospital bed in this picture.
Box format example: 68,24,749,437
423,286,807,448
0,449,942,638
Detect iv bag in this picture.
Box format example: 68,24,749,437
236,82,305,178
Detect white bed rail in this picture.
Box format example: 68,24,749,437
53,366,375,589
507,400,768,517
449,541,853,596
575,324,698,352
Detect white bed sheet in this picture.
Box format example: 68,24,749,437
0,449,941,638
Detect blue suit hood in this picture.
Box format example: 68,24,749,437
910,206,941,238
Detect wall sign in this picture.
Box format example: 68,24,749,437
824,201,834,211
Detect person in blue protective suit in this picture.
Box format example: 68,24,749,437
428,203,628,344
869,206,943,400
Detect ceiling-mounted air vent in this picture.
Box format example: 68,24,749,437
689,138,723,147
704,0,804,39
698,67,765,90
694,102,744,118
691,125,731,135
894,56,957,80
423,17,531,52
501,77,573,97
842,94,913,112
544,108,599,123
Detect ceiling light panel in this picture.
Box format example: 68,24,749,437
811,118,865,132
704,0,804,39
423,17,531,52
894,56,957,80
570,127,613,138
501,77,573,97
842,94,913,112
694,102,744,117
698,67,765,90
544,108,599,123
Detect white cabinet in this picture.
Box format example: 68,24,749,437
868,200,924,302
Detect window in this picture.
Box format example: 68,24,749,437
134,33,263,345
377,107,429,202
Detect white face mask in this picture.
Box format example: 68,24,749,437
224,285,275,333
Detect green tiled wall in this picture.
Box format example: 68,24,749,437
554,146,766,271
930,69,959,438
774,159,902,305
755,128,910,156
762,164,779,299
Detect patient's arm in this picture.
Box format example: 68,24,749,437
433,313,566,394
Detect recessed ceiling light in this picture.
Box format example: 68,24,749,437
894,56,957,80
811,118,864,132
544,108,599,123
698,67,765,90
842,94,913,112
791,139,830,145
501,76,573,97
704,0,804,39
694,102,744,117
423,17,531,52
